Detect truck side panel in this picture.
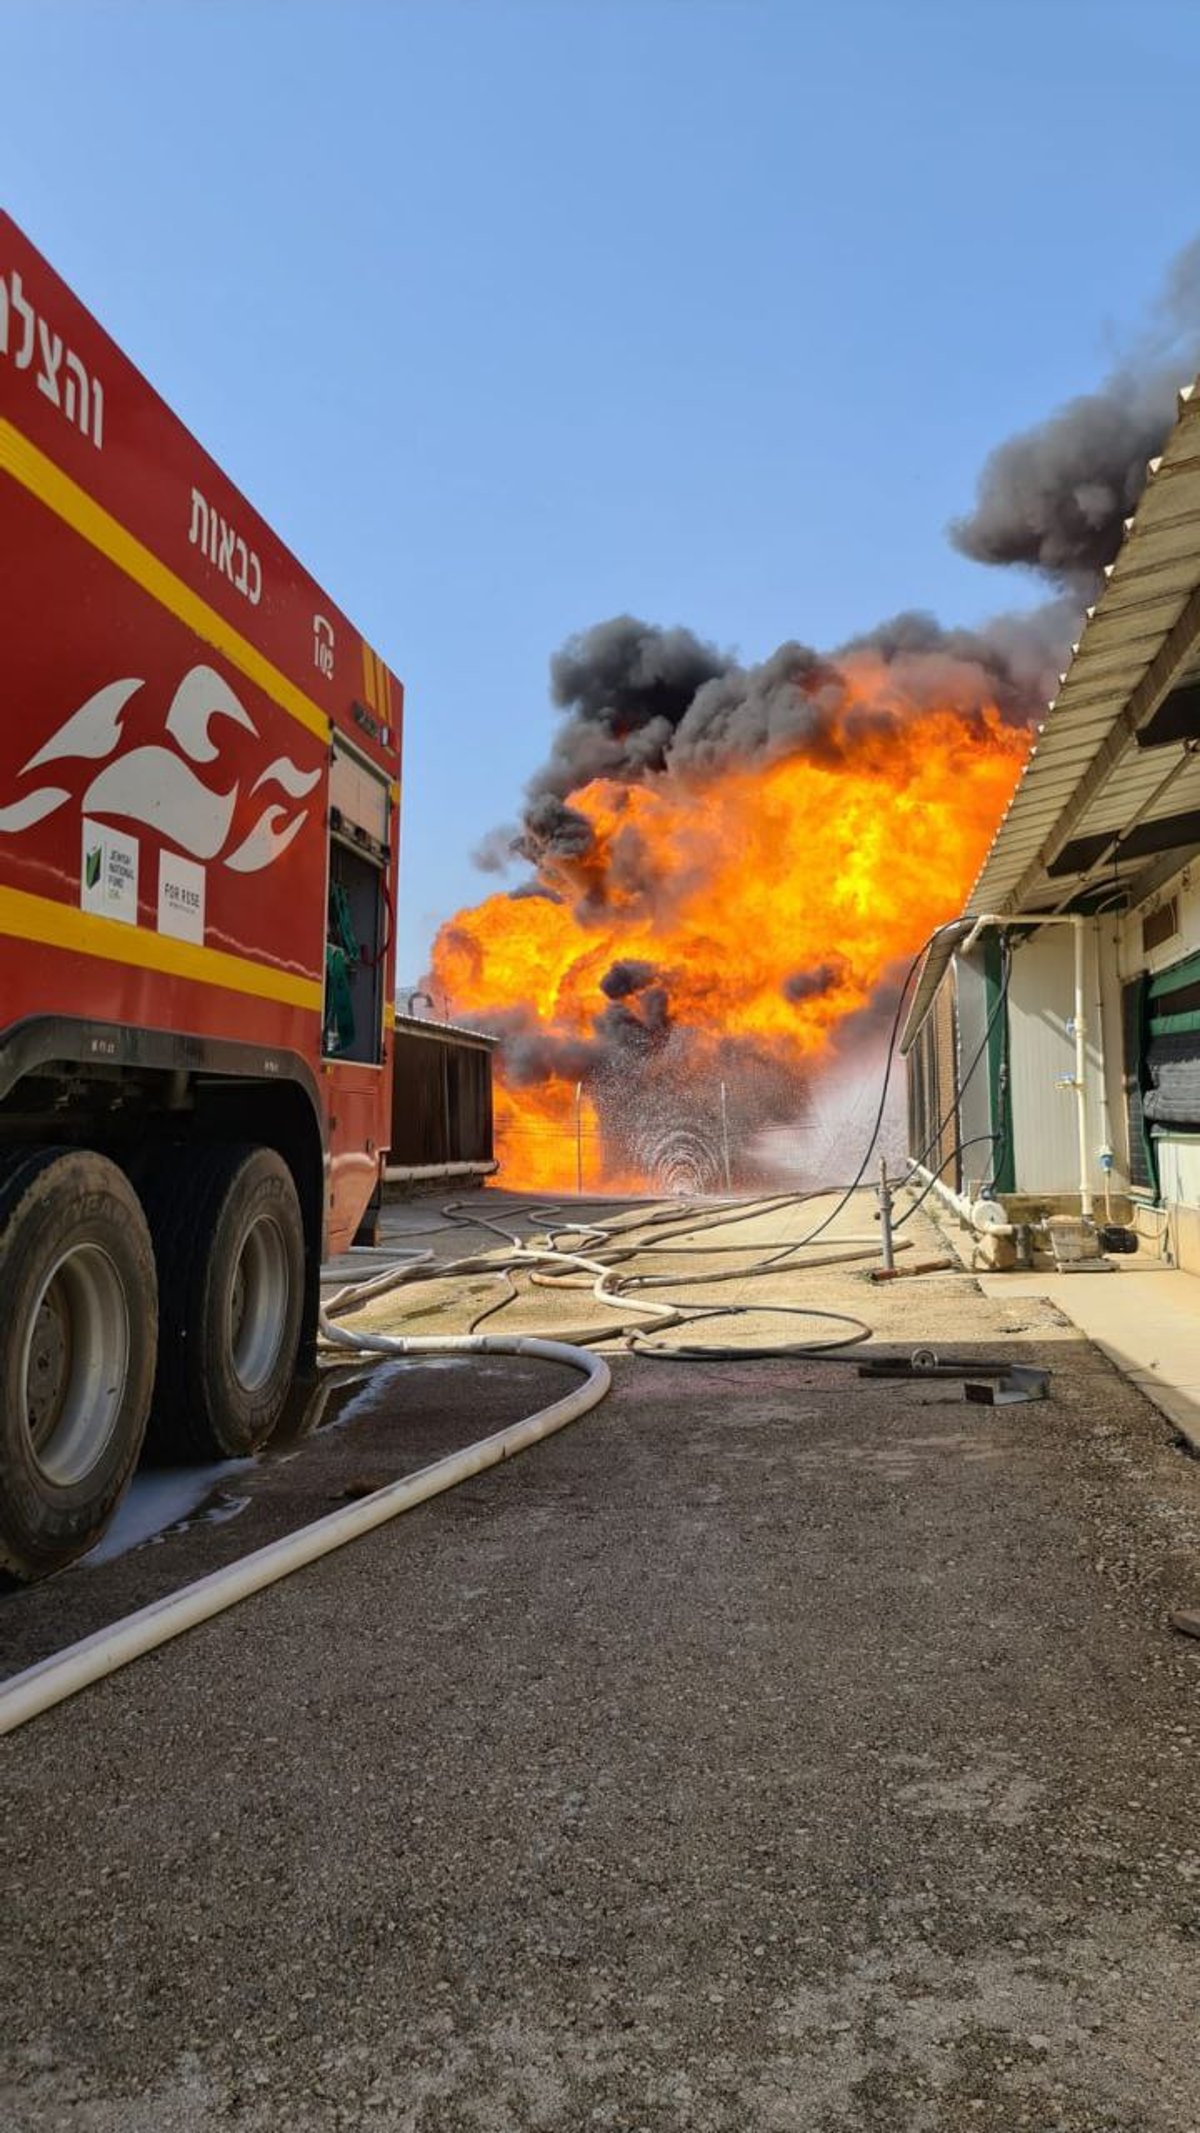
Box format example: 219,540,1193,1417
0,492,326,1048
0,214,399,777
0,214,403,1252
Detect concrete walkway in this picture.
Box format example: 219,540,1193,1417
978,1259,1200,1452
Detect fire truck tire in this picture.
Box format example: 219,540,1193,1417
139,1143,305,1461
0,1146,157,1583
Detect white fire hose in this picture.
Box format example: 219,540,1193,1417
1,1191,881,1737
0,1303,610,1737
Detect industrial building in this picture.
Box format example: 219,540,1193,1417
904,379,1200,1273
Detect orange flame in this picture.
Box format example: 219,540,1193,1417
432,657,1030,1190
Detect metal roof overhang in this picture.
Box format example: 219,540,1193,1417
966,378,1200,924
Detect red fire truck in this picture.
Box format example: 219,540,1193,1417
0,214,402,1581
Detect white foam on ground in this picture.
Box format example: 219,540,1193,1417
82,1461,254,1568
79,1358,482,1568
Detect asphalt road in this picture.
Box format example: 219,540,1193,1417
2,1196,1199,2130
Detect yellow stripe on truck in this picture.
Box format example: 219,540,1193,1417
0,420,331,746
0,885,323,1012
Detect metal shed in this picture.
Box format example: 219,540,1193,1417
386,1013,498,1187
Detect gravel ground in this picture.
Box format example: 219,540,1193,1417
2,1190,1199,2131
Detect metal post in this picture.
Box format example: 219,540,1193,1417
719,1081,732,1192
878,1156,895,1273
575,1081,583,1196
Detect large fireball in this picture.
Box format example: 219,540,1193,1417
431,649,1030,1192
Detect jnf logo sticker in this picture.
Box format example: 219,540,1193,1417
81,820,138,925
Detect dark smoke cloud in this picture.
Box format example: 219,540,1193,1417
827,959,913,1058
526,609,1068,846
534,615,730,803
516,793,596,863
600,959,660,1000
783,958,848,1004
508,880,563,904
471,825,520,874
952,236,1200,593
838,607,1070,728
484,602,1079,925
950,380,1179,592
595,986,672,1057
480,1006,598,1089
671,642,845,772
482,977,673,1091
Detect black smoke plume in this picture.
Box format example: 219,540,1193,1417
534,616,729,804
783,959,848,1004
600,959,660,1000
489,234,1200,874
951,377,1180,592
511,606,1071,869
952,237,1200,593
507,880,562,904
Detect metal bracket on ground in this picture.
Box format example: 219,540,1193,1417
856,1350,1050,1404
963,1364,1049,1405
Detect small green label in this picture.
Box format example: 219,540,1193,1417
85,845,102,889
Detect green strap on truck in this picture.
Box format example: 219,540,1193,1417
324,945,356,1054
329,882,359,965
323,885,360,1054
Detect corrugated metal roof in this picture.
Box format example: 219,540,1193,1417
967,377,1200,919
394,1012,499,1047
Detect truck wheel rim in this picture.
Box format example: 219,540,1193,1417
23,1247,130,1487
229,1216,289,1393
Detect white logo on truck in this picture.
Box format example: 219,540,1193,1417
0,269,104,449
157,849,205,943
0,665,321,882
313,615,335,678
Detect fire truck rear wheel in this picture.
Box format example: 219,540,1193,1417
0,1146,157,1583
139,1143,305,1461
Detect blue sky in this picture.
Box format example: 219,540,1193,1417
5,0,1200,982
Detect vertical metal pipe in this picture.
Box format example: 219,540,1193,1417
720,1081,732,1191
878,1156,895,1272
575,1081,583,1196
1093,916,1115,1223
1073,918,1093,1219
